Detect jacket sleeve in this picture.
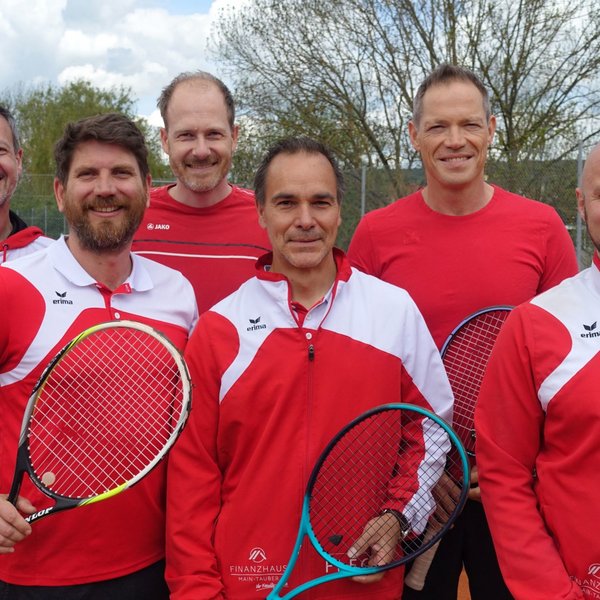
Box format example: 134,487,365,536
387,293,455,532
475,307,584,600
165,313,238,600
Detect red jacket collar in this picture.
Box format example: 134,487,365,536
255,247,352,284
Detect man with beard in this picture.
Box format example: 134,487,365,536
0,105,51,264
132,71,270,314
0,113,197,599
475,143,600,600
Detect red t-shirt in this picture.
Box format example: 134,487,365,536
348,186,578,348
133,185,271,314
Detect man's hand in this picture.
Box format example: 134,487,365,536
468,465,480,502
0,496,35,553
347,512,403,584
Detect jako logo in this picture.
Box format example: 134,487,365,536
588,564,600,579
249,547,267,563
581,322,600,338
53,291,73,305
247,316,267,331
146,223,170,230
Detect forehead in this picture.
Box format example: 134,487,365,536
420,80,486,120
265,152,337,195
69,141,141,175
166,81,229,129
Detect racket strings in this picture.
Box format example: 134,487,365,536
308,409,466,568
27,326,185,498
443,311,509,453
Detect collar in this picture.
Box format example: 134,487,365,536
255,247,352,283
47,236,154,291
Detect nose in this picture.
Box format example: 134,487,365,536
445,126,466,148
295,203,315,229
94,173,117,196
192,136,211,159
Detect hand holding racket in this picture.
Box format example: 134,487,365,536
404,306,511,591
5,320,191,525
267,404,469,599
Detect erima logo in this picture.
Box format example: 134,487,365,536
249,547,267,563
53,291,73,305
247,316,267,331
581,322,600,338
146,223,170,230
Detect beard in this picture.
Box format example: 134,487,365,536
169,154,231,193
64,194,146,253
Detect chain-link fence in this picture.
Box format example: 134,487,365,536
12,160,594,269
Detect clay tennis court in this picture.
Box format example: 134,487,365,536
459,570,470,598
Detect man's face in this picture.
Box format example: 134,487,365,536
161,81,238,193
258,151,341,277
409,80,496,191
577,146,600,257
0,116,22,208
54,140,150,253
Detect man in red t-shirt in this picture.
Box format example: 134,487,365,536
132,72,270,314
348,64,578,600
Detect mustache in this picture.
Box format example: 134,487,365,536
84,196,123,210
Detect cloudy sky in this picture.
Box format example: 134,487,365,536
0,0,240,126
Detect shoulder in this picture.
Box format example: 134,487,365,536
341,267,421,315
492,185,563,219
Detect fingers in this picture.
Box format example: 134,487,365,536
0,499,33,553
347,513,400,561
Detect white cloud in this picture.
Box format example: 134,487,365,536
0,0,238,121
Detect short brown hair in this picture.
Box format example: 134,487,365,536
54,113,149,184
413,64,491,126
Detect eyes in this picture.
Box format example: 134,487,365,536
175,130,226,142
426,122,484,133
273,197,337,209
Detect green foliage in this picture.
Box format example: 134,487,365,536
1,79,171,234
1,79,170,180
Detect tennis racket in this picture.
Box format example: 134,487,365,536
404,305,512,591
6,320,192,523
267,404,469,599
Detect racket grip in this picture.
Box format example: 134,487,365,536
404,538,440,591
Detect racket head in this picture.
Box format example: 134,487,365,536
269,404,469,599
8,320,191,520
441,306,512,456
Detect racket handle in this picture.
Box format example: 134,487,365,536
404,538,440,591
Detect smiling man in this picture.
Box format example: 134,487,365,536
348,64,578,600
132,71,270,314
0,113,197,599
165,137,454,599
0,105,51,264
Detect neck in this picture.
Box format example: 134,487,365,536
275,254,338,309
169,179,232,208
422,180,493,216
65,235,133,291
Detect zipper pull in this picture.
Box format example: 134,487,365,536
308,344,315,361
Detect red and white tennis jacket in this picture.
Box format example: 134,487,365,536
0,237,197,586
166,250,454,600
1,211,52,264
476,254,600,600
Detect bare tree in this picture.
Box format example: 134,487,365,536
212,0,600,197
